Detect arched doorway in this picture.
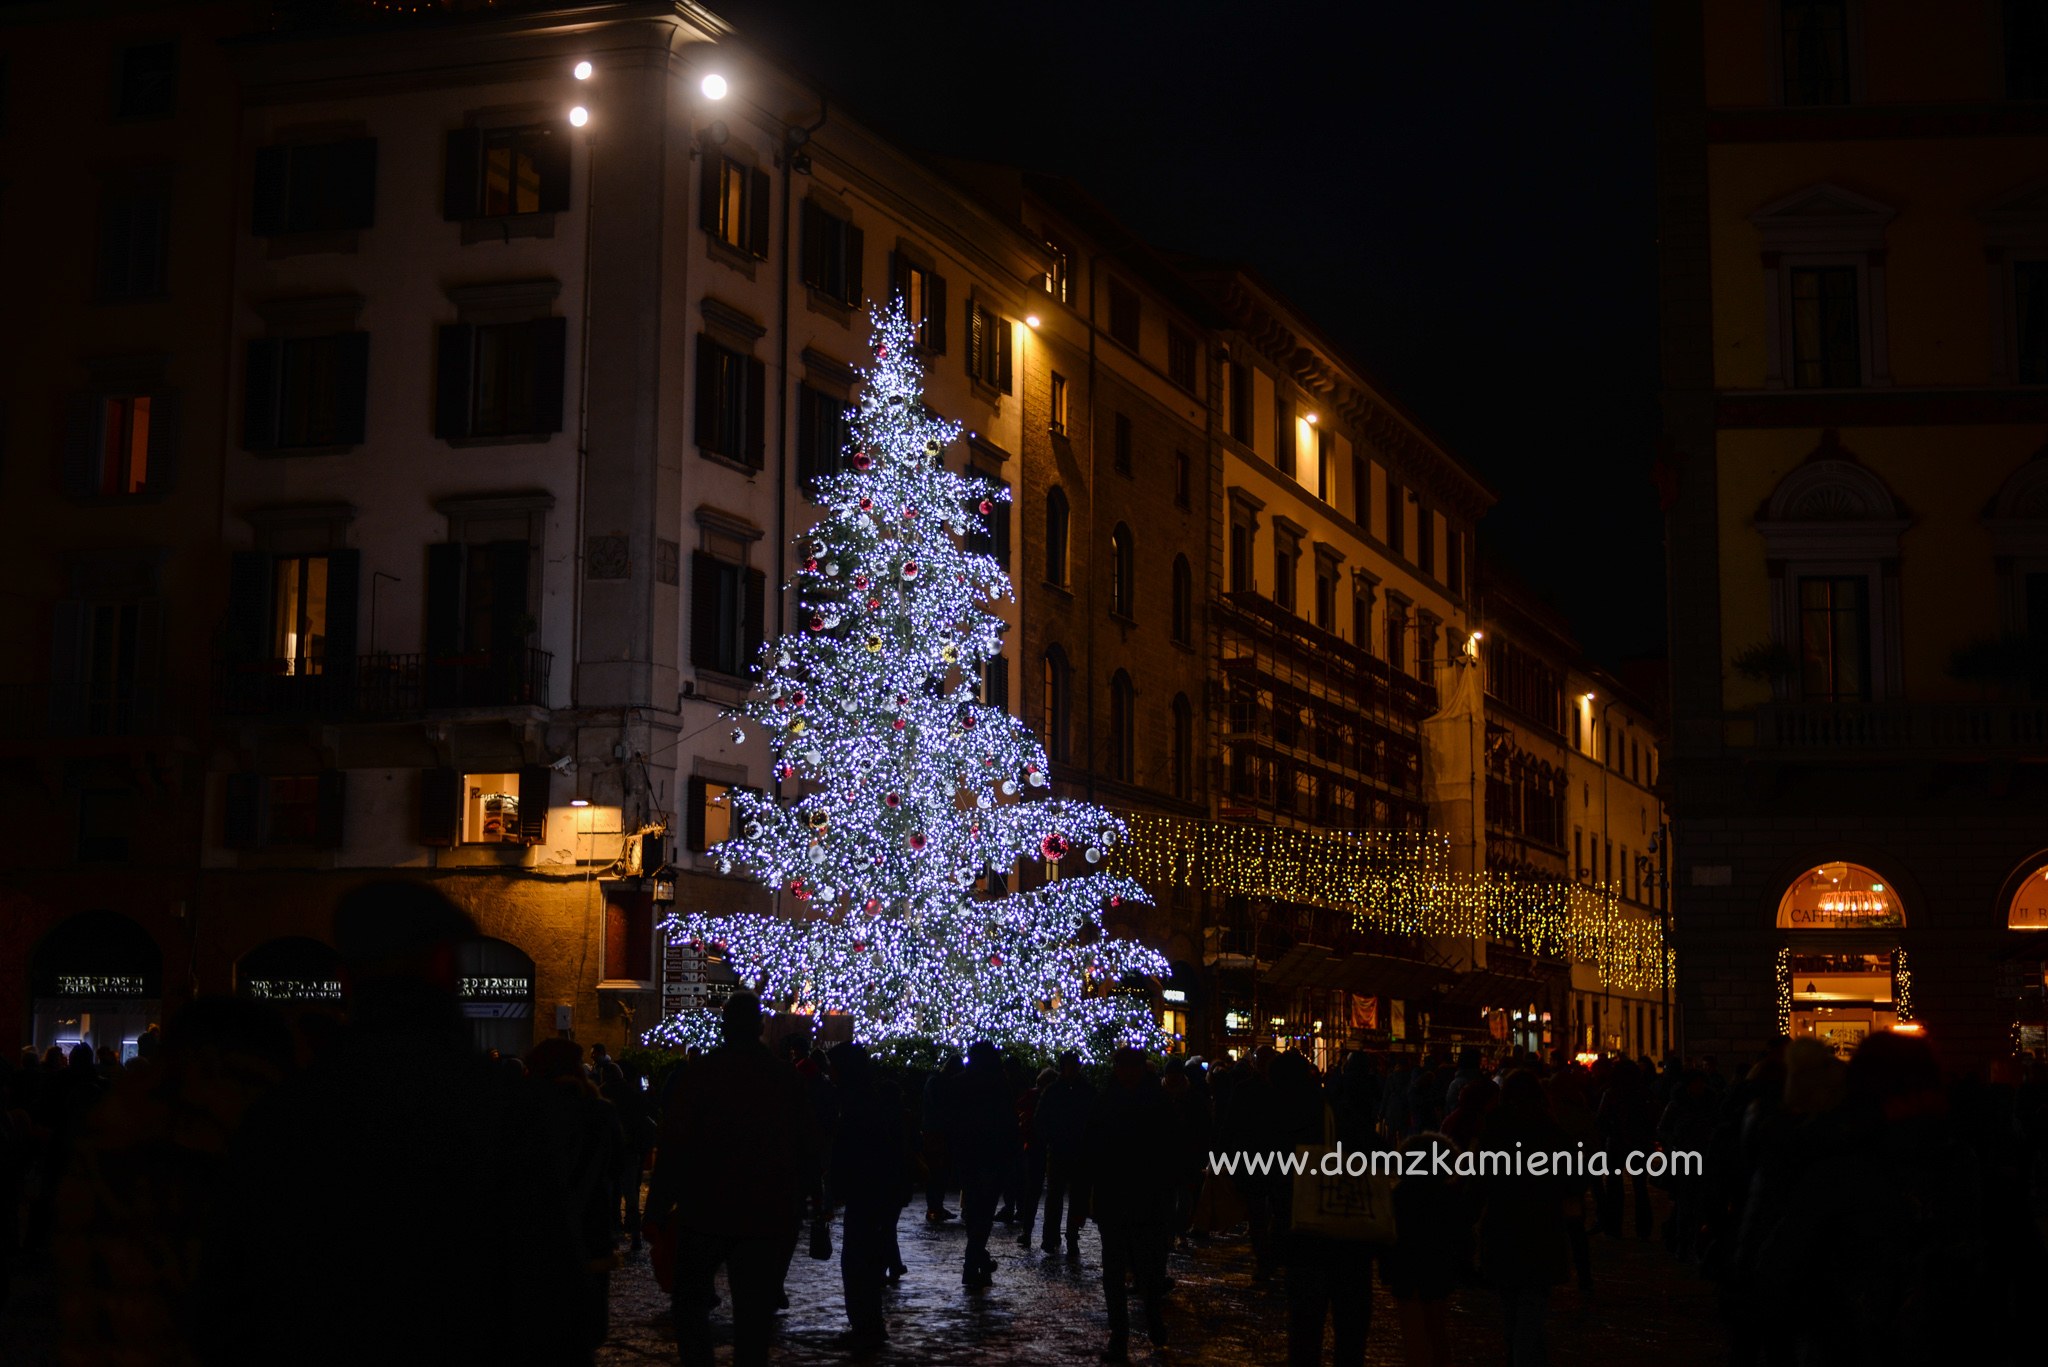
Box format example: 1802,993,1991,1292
1776,861,1907,1059
456,936,536,1058
28,909,162,1059
2002,861,2048,1055
236,936,345,1005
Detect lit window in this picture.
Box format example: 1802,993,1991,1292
1050,372,1068,435
95,395,151,496
462,771,523,844
271,555,330,676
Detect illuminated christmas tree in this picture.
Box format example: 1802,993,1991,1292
647,298,1166,1058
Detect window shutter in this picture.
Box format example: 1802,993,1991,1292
799,200,823,288
928,274,947,354
532,316,567,434
843,223,864,304
442,129,481,221
62,395,98,497
244,338,281,451
690,551,720,669
996,317,1013,394
796,384,819,493
223,772,264,850
1275,391,1294,476
746,166,770,258
424,542,465,658
334,332,369,445
685,776,708,852
992,484,1012,568
339,137,378,229
968,302,983,381
322,549,361,675
743,566,766,666
251,145,290,236
226,550,273,663
744,355,766,469
418,767,459,847
985,656,1009,713
314,770,348,849
535,127,571,214
694,338,720,451
142,389,179,495
699,152,722,235
434,324,473,440
517,765,550,845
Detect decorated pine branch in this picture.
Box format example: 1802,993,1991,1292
647,297,1167,1058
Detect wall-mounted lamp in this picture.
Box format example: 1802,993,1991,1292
573,60,593,80
569,106,590,127
1024,314,1041,329
1305,412,1318,425
570,797,592,809
701,73,729,100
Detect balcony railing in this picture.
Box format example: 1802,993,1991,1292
1750,702,2048,752
0,685,171,741
214,648,552,718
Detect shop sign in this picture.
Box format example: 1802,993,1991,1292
461,975,532,1001
55,974,147,997
244,978,343,1002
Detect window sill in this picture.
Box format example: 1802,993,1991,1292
968,376,1009,404
705,235,760,279
697,448,765,477
459,213,558,244
445,433,558,449
264,229,361,258
804,287,855,325
1110,612,1136,628
255,443,357,459
1041,581,1073,599
65,489,170,507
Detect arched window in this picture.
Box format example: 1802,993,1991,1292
1108,670,1135,781
1042,645,1071,762
1775,861,1904,929
1170,692,1193,798
1110,523,1135,619
1171,555,1192,644
1045,486,1070,587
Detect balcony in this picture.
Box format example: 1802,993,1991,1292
0,684,174,743
1748,702,2048,754
214,648,552,719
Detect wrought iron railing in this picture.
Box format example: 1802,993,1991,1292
214,647,552,718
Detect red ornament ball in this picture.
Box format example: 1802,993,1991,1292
808,614,825,632
892,717,906,731
867,597,880,610
863,898,881,915
1041,834,1070,862
979,499,993,515
852,942,867,953
908,832,926,851
853,453,872,472
885,792,901,808
1110,895,1122,908
988,954,1003,967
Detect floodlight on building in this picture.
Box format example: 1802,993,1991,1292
702,73,729,100
1024,314,1041,328
569,105,590,127
1305,412,1318,425
570,797,592,808
574,60,593,80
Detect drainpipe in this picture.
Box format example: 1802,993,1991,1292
1083,253,1100,802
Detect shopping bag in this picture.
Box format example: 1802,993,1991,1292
1290,1105,1397,1244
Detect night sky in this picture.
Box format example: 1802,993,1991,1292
720,0,1664,666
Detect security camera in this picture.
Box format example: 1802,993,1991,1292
550,755,576,775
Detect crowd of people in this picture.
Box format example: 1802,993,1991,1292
3,883,2046,1366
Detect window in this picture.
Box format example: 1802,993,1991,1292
442,125,570,221
889,253,948,352
1352,589,1372,654
252,139,378,236
691,551,765,677
246,333,371,450
271,555,330,676
1314,557,1337,632
114,41,176,120
1107,672,1135,781
1042,647,1072,762
1417,504,1436,579
1107,279,1140,350
1171,555,1193,644
66,393,169,498
1049,372,1068,434
1174,450,1191,508
967,302,1013,393
687,776,756,852
1416,615,1438,685
981,655,1010,712
1316,430,1333,502
1229,499,1258,594
1045,486,1071,586
1167,325,1196,391
699,154,770,258
2008,0,2048,99
223,771,347,850
692,335,766,467
2017,261,2048,384
49,596,164,737
1799,575,1870,701
1272,534,1299,613
1113,412,1133,475
461,772,526,844
1227,362,1252,444
422,540,538,706
1384,471,1405,555
1781,0,1851,105
270,775,334,845
98,188,168,300
1109,524,1135,619
800,201,864,306
434,319,566,441
1790,266,1861,388
1043,234,1072,303
1170,693,1193,799
76,790,129,865
1387,599,1408,673
1274,392,1295,478
1351,457,1368,527
965,476,1012,569
796,384,848,497
1447,530,1465,595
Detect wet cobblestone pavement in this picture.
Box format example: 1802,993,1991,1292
598,1198,1728,1366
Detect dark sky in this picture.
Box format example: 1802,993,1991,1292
719,0,1664,665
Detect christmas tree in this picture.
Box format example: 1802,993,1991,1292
647,298,1167,1058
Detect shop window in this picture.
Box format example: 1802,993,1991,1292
1776,861,1904,929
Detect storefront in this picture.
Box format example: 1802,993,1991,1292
1776,861,1907,1059
2004,864,2048,1055
456,936,537,1058
28,909,162,1058
235,935,345,1006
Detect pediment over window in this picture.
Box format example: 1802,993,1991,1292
1756,434,1908,560
1982,177,2048,251
1985,448,2048,558
1748,183,1896,253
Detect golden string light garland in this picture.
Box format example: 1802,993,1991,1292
1110,813,1675,994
